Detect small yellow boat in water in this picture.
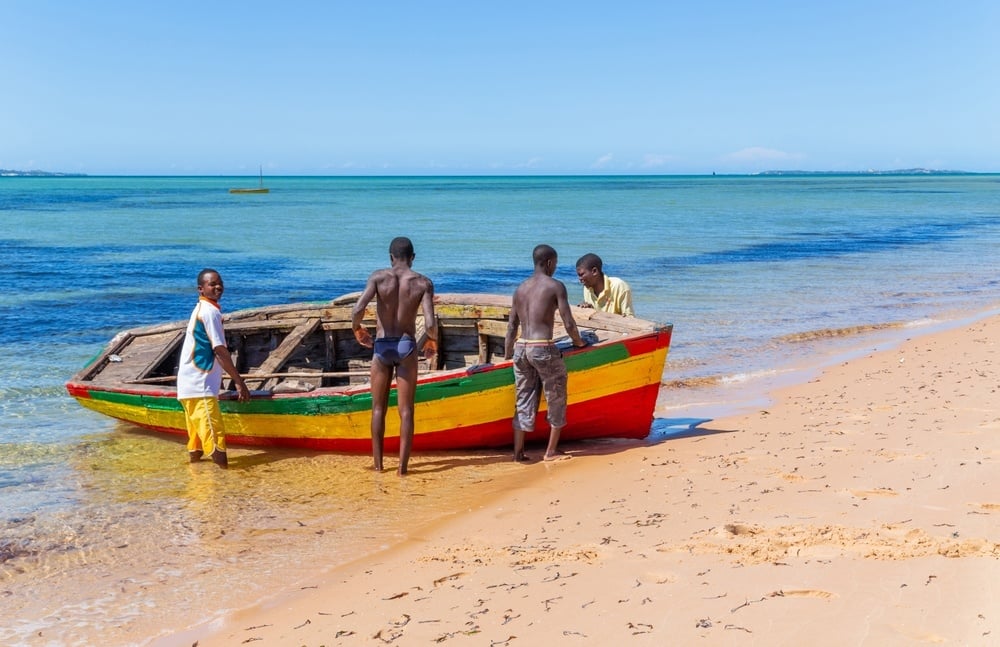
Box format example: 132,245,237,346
229,166,269,193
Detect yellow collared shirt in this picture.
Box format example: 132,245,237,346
583,275,634,316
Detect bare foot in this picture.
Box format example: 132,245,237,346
514,452,532,463
210,450,228,469
543,451,572,462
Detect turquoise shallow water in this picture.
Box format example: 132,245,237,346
2,174,999,644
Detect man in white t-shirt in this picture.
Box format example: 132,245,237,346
176,268,250,468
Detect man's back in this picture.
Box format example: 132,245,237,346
371,266,433,338
512,273,565,341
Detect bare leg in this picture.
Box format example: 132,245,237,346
369,360,392,472
513,427,530,462
394,354,419,476
543,425,570,461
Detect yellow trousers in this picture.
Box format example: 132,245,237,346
180,396,227,455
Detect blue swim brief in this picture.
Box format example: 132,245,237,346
373,334,417,367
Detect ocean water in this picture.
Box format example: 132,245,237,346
2,174,999,645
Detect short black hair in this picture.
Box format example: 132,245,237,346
575,253,603,272
532,244,557,266
197,268,220,285
389,236,414,259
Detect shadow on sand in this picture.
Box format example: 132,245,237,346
647,416,738,442
109,416,739,474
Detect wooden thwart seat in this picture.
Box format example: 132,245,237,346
244,318,322,389
476,319,508,364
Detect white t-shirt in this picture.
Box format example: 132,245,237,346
176,297,226,399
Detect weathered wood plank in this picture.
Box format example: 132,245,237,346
245,318,322,389
476,319,508,364
90,329,186,384
225,318,310,332
476,319,509,338
136,330,185,380
127,368,436,385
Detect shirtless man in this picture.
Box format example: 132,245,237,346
352,237,438,475
504,244,586,462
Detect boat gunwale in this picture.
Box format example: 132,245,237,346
67,293,670,385
66,326,672,401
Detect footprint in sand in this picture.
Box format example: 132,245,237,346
850,488,898,498
722,523,759,536
433,572,467,587
974,503,1000,511
640,572,677,585
770,589,836,600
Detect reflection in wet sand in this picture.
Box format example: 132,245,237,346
0,424,531,646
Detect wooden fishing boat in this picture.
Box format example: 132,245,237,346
65,293,672,452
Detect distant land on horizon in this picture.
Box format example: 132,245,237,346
1,169,88,177
0,168,982,178
752,168,970,176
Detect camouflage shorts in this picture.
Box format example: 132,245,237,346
512,341,568,431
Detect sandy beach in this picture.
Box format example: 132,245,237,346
178,313,999,646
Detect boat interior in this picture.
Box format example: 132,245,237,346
74,294,644,395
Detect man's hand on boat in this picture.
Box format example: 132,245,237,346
353,325,373,348
234,380,251,402
422,338,438,360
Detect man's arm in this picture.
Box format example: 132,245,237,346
556,284,586,347
504,297,521,359
202,306,249,401
351,275,378,348
214,345,250,401
619,281,635,317
421,280,438,359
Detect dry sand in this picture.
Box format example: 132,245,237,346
183,314,999,646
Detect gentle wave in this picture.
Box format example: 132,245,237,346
662,375,722,389
774,322,905,343
662,366,793,389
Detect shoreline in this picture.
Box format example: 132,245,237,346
661,306,1000,422
179,308,1000,645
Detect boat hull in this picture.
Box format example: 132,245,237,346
66,329,670,452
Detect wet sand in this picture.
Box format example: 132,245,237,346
183,313,1000,645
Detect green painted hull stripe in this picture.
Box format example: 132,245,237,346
85,342,634,416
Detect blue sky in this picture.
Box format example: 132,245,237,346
3,1,998,175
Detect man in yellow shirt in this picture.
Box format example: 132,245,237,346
575,253,635,317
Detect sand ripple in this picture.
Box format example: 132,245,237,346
664,523,1000,564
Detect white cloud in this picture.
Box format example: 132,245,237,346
639,154,677,169
591,153,614,168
